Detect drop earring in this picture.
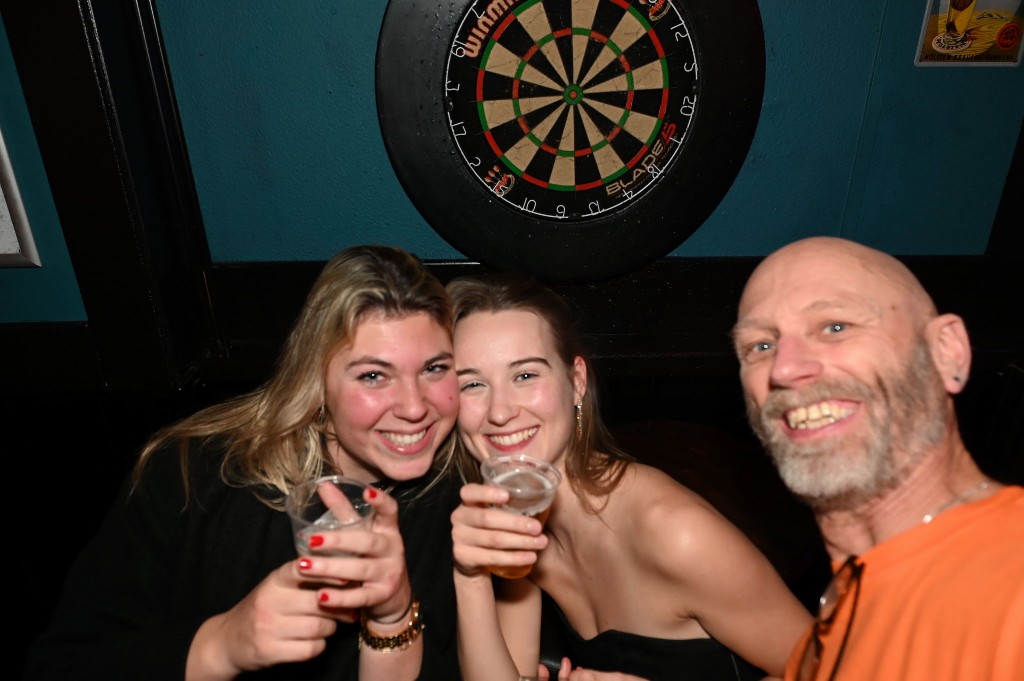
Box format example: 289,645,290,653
575,401,583,439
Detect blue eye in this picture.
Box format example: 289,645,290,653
358,371,384,384
741,341,774,360
734,337,774,363
824,322,847,335
425,362,451,375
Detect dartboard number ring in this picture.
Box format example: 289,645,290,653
443,0,697,221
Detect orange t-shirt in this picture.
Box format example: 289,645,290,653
784,485,1024,681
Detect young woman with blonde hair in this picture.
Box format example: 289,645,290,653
27,245,463,681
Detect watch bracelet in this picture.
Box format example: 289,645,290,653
358,599,424,653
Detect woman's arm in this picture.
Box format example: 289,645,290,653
186,483,432,681
644,488,812,677
452,481,548,681
455,569,543,680
354,488,424,681
185,559,343,680
282,486,426,681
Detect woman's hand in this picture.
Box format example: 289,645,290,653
294,485,412,623
186,558,346,680
538,658,651,681
185,487,413,680
451,482,548,578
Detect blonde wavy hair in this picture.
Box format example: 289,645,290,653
446,273,632,513
134,245,456,509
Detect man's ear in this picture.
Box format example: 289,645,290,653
925,313,972,394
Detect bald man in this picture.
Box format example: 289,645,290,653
732,237,1023,681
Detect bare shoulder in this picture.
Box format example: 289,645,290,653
617,463,707,509
614,463,747,565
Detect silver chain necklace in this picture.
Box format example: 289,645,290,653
921,480,991,524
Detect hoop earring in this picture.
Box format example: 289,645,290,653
575,401,583,440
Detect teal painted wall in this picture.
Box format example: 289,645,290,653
0,15,85,323
2,1,1022,322
159,0,462,262
158,0,1024,262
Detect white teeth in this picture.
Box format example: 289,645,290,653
785,401,852,430
489,427,538,446
383,430,427,446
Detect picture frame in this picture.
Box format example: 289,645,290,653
0,125,40,267
915,0,1024,66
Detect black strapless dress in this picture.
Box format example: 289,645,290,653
548,598,765,681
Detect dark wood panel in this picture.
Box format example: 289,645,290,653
198,255,1023,379
0,323,101,391
0,0,214,391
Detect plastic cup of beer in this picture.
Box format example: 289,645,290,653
480,454,562,579
285,475,375,557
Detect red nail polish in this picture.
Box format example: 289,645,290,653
309,535,324,548
298,558,312,570
367,488,378,499
319,592,329,603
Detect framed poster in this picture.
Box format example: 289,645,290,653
0,126,40,267
916,0,1024,65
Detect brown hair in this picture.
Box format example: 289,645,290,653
447,273,632,512
134,245,455,508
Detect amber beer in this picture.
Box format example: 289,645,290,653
945,0,978,39
481,455,562,579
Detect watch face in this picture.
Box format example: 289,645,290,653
444,0,695,222
377,0,765,283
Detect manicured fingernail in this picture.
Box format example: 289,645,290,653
298,558,312,570
367,488,378,499
309,535,324,548
319,592,329,603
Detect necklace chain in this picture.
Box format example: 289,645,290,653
921,480,991,524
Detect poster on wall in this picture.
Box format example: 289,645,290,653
916,0,1024,65
0,126,41,267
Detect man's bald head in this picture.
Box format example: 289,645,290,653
738,236,938,337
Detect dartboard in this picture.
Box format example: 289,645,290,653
377,0,765,283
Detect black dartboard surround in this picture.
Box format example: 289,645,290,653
376,0,765,283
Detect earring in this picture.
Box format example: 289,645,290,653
575,401,583,440
317,404,327,423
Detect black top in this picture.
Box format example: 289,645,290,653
24,441,461,681
550,597,763,681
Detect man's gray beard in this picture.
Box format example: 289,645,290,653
746,342,947,513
